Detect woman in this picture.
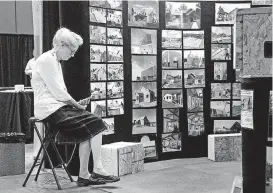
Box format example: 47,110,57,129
31,27,119,187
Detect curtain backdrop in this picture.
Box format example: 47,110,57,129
0,35,34,87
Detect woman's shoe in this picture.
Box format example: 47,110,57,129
77,177,106,187
91,172,120,183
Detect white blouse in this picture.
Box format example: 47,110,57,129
31,50,72,120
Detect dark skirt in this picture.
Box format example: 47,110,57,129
44,105,107,144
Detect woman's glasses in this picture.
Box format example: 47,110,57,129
63,43,76,57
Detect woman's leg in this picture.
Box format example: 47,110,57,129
90,132,109,175
79,140,91,179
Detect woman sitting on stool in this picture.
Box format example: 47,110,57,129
31,27,120,187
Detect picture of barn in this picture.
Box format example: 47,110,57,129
133,109,156,134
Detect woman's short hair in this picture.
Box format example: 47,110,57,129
52,27,83,48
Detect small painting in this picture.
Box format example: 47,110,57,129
107,28,123,45
214,62,227,80
232,101,241,117
162,30,182,49
162,89,183,108
184,69,205,88
107,81,123,98
162,50,182,69
163,109,179,133
132,82,157,108
90,82,106,99
211,26,232,43
132,55,157,81
90,26,106,44
211,83,231,99
132,134,157,158
102,118,114,135
183,30,204,49
183,50,205,69
132,109,157,134
211,101,230,117
90,45,107,62
131,28,157,54
91,100,107,118
90,64,107,81
187,88,203,112
232,83,241,99
107,64,123,80
211,44,232,60
214,120,241,134
162,70,183,88
107,10,122,27
107,98,124,116
162,133,182,152
107,46,123,62
188,112,205,136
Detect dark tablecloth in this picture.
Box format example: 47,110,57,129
0,90,33,139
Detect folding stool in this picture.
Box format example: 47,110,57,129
22,117,73,190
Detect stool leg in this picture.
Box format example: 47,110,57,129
51,142,74,182
34,155,45,181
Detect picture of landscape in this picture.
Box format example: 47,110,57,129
132,109,157,134
183,30,204,49
162,50,182,69
211,26,232,43
163,109,179,133
162,133,182,152
132,55,157,81
214,120,241,134
132,82,157,108
162,70,182,88
162,30,182,49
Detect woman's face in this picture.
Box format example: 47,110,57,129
60,43,78,61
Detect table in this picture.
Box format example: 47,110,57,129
0,89,33,139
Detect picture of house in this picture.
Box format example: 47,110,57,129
107,28,123,45
107,46,123,62
89,7,106,23
165,2,201,29
214,62,227,80
107,99,124,116
184,69,205,88
211,101,230,117
162,133,182,152
107,81,123,98
162,70,182,88
211,26,232,43
90,82,106,99
133,109,156,134
108,64,123,81
128,1,159,28
232,101,241,117
183,31,204,49
214,120,241,134
162,89,183,108
131,28,157,54
215,3,251,24
183,50,205,68
107,10,122,27
102,118,114,135
91,101,107,117
163,109,179,133
90,26,106,44
90,64,106,81
187,88,203,112
90,45,107,62
132,55,157,81
162,50,182,69
232,83,241,99
132,82,157,108
162,30,182,48
211,44,231,60
211,83,231,99
188,112,204,136
132,134,157,158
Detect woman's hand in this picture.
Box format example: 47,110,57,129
78,97,91,105
77,103,87,110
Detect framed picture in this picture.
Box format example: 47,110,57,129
183,50,205,69
132,82,157,108
232,83,241,99
187,88,203,112
211,44,232,60
107,10,122,27
107,81,123,98
183,30,204,49
162,50,182,69
91,100,107,118
188,112,205,136
132,109,157,134
162,30,182,49
131,28,157,54
232,101,241,117
90,26,106,44
211,26,232,43
102,118,114,135
214,62,227,80
270,91,272,115
214,120,241,134
163,109,179,133
128,1,159,28
107,28,123,45
211,101,230,117
165,2,201,29
162,70,183,89
215,3,251,24
132,134,157,158
107,98,124,116
90,64,107,81
90,7,106,23
90,82,106,99
184,69,205,88
235,69,241,82
162,133,182,152
162,89,183,108
90,0,122,9
90,45,107,62
132,55,157,81
107,64,123,80
211,83,231,99
107,46,123,62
